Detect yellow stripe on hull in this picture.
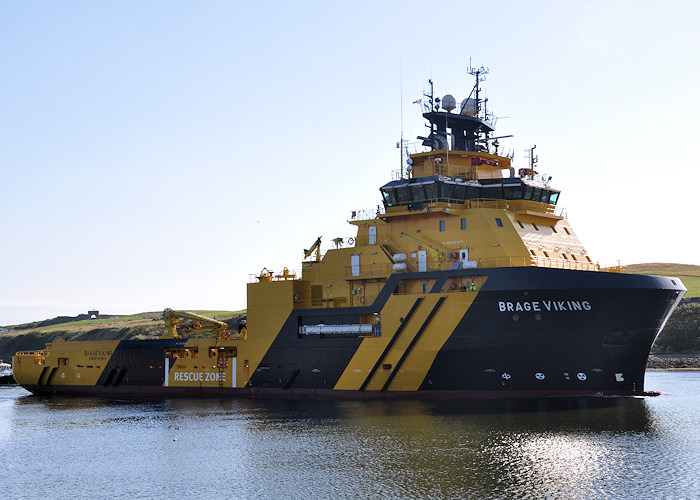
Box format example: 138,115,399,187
334,292,476,391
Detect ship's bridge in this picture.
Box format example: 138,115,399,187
380,175,560,209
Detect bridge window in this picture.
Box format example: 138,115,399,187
495,218,503,227
482,185,502,199
466,185,480,198
396,186,411,203
503,185,522,200
381,189,395,206
454,184,467,200
439,220,445,232
441,182,456,200
380,177,560,209
409,184,426,201
423,182,438,199
461,218,467,230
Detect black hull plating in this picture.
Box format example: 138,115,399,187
420,268,683,394
20,267,685,400
20,384,660,400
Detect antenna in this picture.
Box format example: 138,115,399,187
423,79,435,114
400,57,404,180
467,60,489,117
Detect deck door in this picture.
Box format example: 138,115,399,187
418,250,427,272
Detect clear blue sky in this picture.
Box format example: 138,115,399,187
2,1,699,325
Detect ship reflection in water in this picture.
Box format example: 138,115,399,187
1,371,697,499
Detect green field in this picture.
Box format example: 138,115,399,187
627,263,700,298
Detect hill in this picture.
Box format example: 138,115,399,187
0,310,245,362
627,263,700,298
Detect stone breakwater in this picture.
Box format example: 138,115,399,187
647,354,700,370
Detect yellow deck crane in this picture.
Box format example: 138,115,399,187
304,236,322,261
162,309,246,341
400,232,446,264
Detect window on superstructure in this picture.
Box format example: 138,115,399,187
381,190,396,207
461,218,467,230
564,227,571,235
396,187,411,203
441,182,456,201
495,218,503,227
562,254,568,260
543,251,550,257
517,221,524,229
530,249,536,256
466,185,480,199
503,185,522,200
552,226,558,233
482,185,502,199
585,256,592,263
439,220,445,232
532,223,539,231
409,184,426,201
423,182,438,200
571,255,577,261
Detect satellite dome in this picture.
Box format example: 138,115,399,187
460,98,477,116
441,94,456,112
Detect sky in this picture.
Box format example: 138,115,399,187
1,1,699,325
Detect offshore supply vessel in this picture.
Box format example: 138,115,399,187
13,67,686,399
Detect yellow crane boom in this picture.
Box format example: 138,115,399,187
162,309,234,341
400,232,446,264
304,236,322,261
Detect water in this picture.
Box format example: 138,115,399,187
1,371,698,499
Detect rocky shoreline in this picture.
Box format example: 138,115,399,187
647,354,700,370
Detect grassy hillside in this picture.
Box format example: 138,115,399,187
0,310,245,362
623,263,699,353
627,263,700,298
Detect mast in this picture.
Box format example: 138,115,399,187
399,59,404,179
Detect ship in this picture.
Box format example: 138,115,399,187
0,362,14,385
13,66,686,400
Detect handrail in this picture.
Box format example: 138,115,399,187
350,206,385,221
249,268,303,283
15,350,47,357
345,263,394,278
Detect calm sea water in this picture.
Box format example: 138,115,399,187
1,371,698,499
